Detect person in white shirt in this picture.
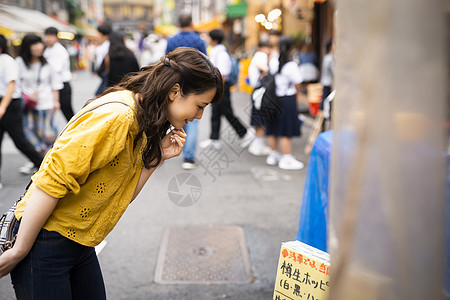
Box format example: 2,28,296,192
248,41,270,88
0,35,44,184
94,24,112,95
247,40,271,156
16,34,62,174
266,36,304,170
44,27,74,121
200,29,254,150
320,39,334,110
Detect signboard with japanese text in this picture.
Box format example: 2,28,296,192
273,241,330,300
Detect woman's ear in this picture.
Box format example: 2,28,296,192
168,83,181,101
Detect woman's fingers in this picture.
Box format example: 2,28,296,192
170,129,187,139
177,128,187,139
170,130,186,145
162,128,187,159
175,135,185,148
171,134,185,148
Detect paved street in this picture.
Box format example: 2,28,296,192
0,70,311,299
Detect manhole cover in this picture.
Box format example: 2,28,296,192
155,225,253,284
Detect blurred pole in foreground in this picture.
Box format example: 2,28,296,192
329,0,448,299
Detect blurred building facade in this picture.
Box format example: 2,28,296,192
76,0,104,28
0,0,336,62
244,0,335,57
1,0,68,20
94,0,335,60
0,0,104,35
102,0,153,32
101,0,224,35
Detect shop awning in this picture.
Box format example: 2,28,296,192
0,3,76,35
154,25,178,37
194,17,222,32
0,12,41,37
226,1,248,18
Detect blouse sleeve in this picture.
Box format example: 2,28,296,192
32,104,133,198
216,51,231,77
4,55,19,84
285,62,303,85
49,64,63,91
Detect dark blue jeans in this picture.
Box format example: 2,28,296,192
182,118,199,161
10,222,106,300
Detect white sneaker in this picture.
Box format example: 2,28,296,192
19,162,37,175
181,159,197,170
240,129,255,148
199,139,221,150
266,151,281,166
278,154,304,170
248,143,271,156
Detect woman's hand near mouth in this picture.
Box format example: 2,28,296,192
160,128,187,161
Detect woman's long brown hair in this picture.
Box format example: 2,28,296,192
91,47,224,169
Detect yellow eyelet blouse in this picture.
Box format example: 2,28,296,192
15,90,147,247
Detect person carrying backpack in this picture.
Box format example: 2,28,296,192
247,40,272,156
200,29,254,150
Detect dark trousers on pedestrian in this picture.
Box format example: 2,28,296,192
60,82,74,121
11,222,107,300
320,85,331,110
95,74,108,96
0,98,43,180
210,86,247,140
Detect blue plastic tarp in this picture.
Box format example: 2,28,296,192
295,130,333,252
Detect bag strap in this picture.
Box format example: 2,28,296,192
20,63,43,87
20,100,131,200
36,63,42,86
57,100,130,139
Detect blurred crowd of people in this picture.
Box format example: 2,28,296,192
0,24,166,189
0,16,334,188
61,28,167,75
